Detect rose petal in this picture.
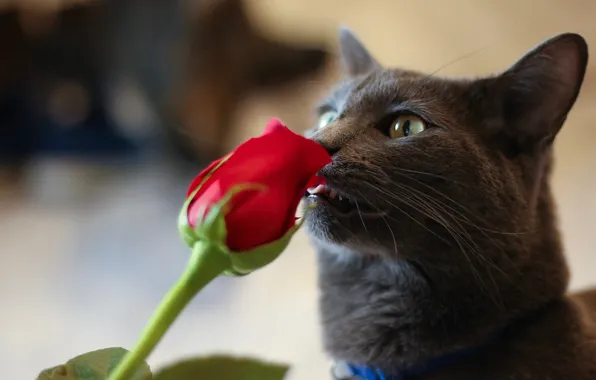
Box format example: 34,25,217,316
185,118,332,251
262,118,287,135
186,156,228,197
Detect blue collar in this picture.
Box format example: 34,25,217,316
343,346,475,380
339,295,554,378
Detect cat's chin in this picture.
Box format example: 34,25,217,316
303,197,388,249
304,202,353,245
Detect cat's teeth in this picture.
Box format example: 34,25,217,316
307,184,327,195
306,185,344,201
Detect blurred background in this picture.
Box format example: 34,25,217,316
0,0,595,379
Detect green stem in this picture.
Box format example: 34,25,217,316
108,242,230,380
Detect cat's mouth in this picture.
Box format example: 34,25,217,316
305,184,381,215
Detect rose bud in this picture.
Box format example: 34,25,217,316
178,118,331,275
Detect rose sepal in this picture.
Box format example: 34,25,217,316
180,182,314,276
222,209,310,276
177,154,232,248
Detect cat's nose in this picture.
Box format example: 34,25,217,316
319,141,340,157
310,130,341,156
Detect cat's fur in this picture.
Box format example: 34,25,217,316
304,29,596,379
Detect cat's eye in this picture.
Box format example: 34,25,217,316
389,115,427,138
318,111,338,129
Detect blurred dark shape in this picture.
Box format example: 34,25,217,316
177,0,329,161
0,0,329,172
0,2,140,168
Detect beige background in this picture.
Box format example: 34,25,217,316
1,1,595,379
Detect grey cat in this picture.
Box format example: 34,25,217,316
304,28,596,379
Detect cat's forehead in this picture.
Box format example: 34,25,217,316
323,69,469,127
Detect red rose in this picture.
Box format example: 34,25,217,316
184,118,331,252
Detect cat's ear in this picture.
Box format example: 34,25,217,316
338,27,381,77
493,33,588,148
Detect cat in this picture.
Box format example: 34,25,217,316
303,28,596,379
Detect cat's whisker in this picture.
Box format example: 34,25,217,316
381,214,398,257
394,173,487,225
413,192,508,309
395,180,508,254
394,167,470,188
416,39,500,88
395,142,439,161
366,182,507,309
356,190,397,255
386,181,508,270
394,170,529,236
354,200,370,234
389,176,524,279
363,186,450,245
409,183,512,295
369,183,501,305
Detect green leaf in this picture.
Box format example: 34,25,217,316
152,355,289,380
36,347,152,380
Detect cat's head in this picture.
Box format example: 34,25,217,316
304,29,588,367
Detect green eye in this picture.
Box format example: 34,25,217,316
318,111,337,129
389,115,427,138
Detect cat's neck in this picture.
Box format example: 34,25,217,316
315,193,569,370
